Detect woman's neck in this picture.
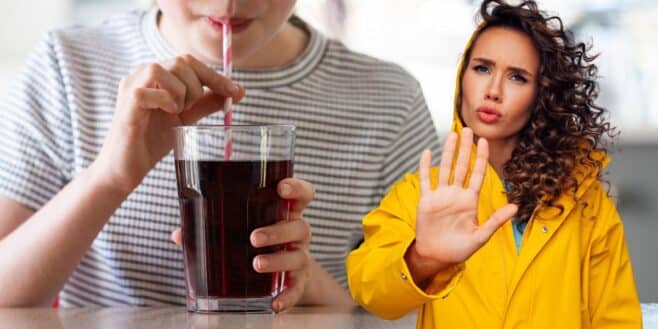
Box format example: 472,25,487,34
485,137,518,180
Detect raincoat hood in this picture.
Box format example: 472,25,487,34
450,22,610,208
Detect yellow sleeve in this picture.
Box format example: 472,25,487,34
346,172,464,320
588,191,642,328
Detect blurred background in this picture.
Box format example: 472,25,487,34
0,0,656,302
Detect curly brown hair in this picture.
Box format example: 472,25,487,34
459,0,615,222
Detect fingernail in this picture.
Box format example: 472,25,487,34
279,183,292,197
252,232,267,246
229,83,240,94
253,256,267,271
273,301,283,312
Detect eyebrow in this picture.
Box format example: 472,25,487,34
472,57,534,77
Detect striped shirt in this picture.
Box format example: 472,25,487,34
0,8,441,306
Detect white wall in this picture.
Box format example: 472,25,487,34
0,0,148,93
0,1,73,92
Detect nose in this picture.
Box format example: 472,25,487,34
485,76,502,103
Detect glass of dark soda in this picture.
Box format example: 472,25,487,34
173,125,295,313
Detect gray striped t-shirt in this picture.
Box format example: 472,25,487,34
0,8,441,306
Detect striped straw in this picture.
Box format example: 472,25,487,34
222,17,233,160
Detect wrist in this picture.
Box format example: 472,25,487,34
86,160,136,198
405,240,455,287
299,258,354,306
299,258,319,304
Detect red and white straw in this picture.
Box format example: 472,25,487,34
222,17,233,159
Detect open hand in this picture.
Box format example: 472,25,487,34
413,128,518,269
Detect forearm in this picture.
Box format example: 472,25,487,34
346,240,433,320
0,163,129,307
299,258,355,306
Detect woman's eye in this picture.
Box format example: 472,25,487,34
473,65,489,73
510,74,528,83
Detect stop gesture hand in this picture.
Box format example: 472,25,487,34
406,128,518,284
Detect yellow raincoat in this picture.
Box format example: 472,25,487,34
346,25,642,329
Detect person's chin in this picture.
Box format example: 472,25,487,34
469,125,502,141
191,38,222,63
193,47,223,66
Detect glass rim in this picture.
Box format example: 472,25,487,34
174,124,295,132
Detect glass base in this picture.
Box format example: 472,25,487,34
187,296,274,313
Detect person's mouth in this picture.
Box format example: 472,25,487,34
207,16,254,34
476,106,502,124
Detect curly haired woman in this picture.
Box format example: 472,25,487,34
346,0,642,328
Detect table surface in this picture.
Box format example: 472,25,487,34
0,306,416,329
1,304,656,329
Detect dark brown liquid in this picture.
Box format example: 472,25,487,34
175,160,292,298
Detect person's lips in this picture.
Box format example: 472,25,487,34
207,16,254,34
476,106,502,124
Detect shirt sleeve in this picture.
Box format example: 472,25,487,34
588,188,643,328
0,32,73,210
346,173,464,320
379,81,442,195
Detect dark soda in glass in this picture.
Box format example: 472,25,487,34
175,160,292,299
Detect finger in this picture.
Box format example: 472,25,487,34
452,128,474,187
272,270,306,312
130,88,179,115
438,132,457,186
253,249,310,273
278,178,315,214
474,204,518,246
251,217,311,248
419,149,432,194
179,86,245,125
467,137,489,192
137,63,187,111
184,55,242,97
165,57,204,109
170,228,182,246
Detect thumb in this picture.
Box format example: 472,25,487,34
473,204,518,247
180,86,246,125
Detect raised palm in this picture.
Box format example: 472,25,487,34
415,128,518,265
